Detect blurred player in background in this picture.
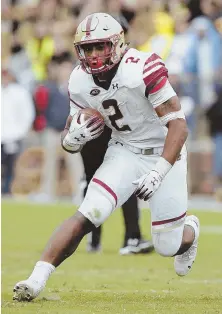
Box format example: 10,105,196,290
13,13,200,301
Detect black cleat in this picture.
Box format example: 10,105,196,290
119,238,154,255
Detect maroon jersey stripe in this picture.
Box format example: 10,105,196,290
152,212,186,226
92,178,117,206
70,98,85,109
143,61,165,75
149,76,168,94
143,53,168,93
143,67,168,88
144,53,160,65
68,91,85,109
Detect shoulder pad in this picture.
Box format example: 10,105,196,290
68,65,91,108
68,65,90,95
118,48,153,89
142,53,168,92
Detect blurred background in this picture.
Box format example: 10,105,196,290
1,0,222,205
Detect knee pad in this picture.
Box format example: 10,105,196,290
78,180,115,227
152,225,184,257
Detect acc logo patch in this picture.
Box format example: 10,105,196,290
90,89,100,96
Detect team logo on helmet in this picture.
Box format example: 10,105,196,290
90,88,100,96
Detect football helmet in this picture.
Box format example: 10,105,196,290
74,13,127,74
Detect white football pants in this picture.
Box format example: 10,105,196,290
78,142,188,256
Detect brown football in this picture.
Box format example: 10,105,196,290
79,108,104,121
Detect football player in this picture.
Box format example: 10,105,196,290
13,13,200,301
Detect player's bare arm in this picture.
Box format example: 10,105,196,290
155,95,188,165
134,95,187,201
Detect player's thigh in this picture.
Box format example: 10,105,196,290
149,154,188,231
78,144,139,227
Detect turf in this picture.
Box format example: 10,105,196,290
1,201,222,314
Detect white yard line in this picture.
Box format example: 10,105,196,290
200,226,222,234
181,279,222,284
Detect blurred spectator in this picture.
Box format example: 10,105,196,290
1,65,35,195
2,0,222,199
105,0,130,33
30,56,84,202
166,8,193,73
214,14,222,34
137,10,175,60
206,87,222,189
184,16,222,109
37,0,58,21
166,9,197,135
200,0,222,20
9,35,36,92
205,15,222,198
77,0,105,22
26,20,55,81
186,0,203,20
184,15,222,194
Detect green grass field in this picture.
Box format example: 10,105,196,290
1,201,222,314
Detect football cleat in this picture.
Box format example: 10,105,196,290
174,215,200,276
119,238,154,255
86,243,102,253
13,279,44,302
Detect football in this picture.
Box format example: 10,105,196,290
79,108,104,123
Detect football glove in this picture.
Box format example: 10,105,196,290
133,157,172,201
63,112,105,149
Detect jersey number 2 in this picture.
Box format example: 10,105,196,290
102,99,131,131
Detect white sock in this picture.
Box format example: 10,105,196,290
185,215,199,242
28,261,55,285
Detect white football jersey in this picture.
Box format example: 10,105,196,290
68,48,176,149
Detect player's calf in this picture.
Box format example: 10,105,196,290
175,224,195,255
174,215,200,276
13,182,115,302
41,211,94,267
152,215,200,276
13,212,95,301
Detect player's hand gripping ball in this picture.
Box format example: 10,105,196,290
68,108,105,144
78,108,104,124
